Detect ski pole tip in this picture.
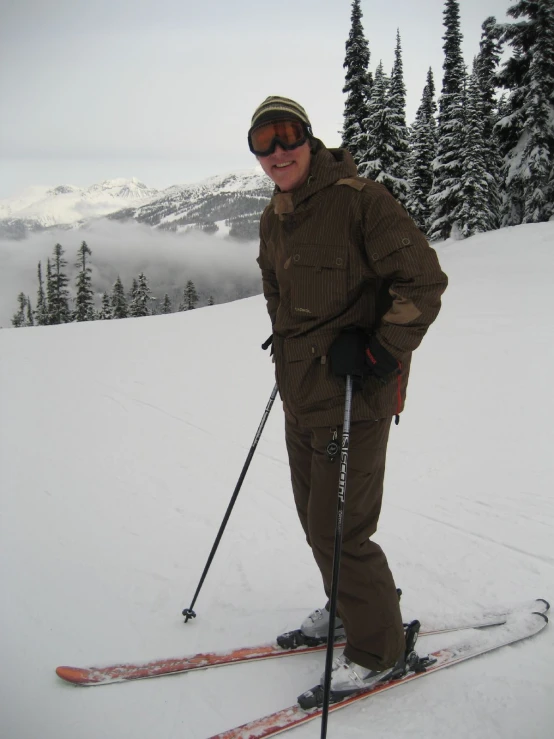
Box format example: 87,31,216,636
182,608,196,623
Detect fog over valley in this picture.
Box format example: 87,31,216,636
0,220,262,328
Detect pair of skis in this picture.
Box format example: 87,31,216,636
56,598,549,738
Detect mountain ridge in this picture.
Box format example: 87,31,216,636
0,169,274,241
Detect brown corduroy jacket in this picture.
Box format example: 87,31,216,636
257,142,448,427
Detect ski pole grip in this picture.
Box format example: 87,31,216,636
261,335,273,351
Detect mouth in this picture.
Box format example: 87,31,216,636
274,161,294,169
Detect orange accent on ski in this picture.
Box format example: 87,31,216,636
55,642,336,685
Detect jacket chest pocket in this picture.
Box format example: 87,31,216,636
288,245,348,320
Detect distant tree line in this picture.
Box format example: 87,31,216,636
11,241,215,328
341,0,554,240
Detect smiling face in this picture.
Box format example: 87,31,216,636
257,141,312,192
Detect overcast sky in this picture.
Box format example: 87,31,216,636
1,0,513,198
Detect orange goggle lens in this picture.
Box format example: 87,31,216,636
249,120,307,156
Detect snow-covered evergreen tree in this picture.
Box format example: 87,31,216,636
46,258,56,325
129,278,138,304
161,294,172,314
496,0,554,224
359,62,392,182
25,297,34,327
179,280,199,311
341,0,373,165
428,0,467,241
35,261,49,326
385,30,410,204
111,276,128,319
129,273,152,317
12,293,27,328
207,296,215,306
406,68,437,232
457,66,497,237
474,16,504,228
98,293,112,320
74,241,95,322
49,244,71,324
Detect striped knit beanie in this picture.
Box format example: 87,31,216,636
250,96,312,132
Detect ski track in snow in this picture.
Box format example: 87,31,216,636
1,224,553,739
389,501,554,567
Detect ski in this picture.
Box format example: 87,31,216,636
55,598,547,686
208,601,549,739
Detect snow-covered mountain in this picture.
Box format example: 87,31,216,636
0,178,160,236
0,169,274,240
109,169,273,240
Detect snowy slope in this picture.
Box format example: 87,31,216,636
1,223,553,739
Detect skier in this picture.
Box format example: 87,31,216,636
250,95,448,700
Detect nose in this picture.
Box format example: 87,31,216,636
272,144,287,156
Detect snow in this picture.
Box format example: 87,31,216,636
214,220,232,238
0,168,271,231
1,222,553,739
0,178,160,228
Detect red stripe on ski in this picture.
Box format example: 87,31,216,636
55,642,331,685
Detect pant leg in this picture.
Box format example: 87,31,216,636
284,421,313,544
285,418,405,672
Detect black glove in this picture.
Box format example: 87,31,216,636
261,334,274,357
364,335,401,380
329,327,368,383
329,328,400,386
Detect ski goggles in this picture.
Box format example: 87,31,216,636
248,119,311,157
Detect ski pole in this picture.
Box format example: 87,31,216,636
182,383,279,622
320,374,354,739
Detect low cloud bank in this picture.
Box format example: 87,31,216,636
0,220,262,327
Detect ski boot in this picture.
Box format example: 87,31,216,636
277,607,345,649
298,619,433,709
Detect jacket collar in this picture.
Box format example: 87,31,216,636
271,142,357,217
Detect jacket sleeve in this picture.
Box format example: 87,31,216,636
256,218,280,327
362,189,448,358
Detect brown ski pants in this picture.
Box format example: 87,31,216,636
285,417,405,671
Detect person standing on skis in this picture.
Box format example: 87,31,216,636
250,95,447,701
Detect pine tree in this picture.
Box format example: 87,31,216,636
384,30,410,204
341,0,373,164
428,0,467,241
359,62,393,182
111,276,128,319
129,278,138,304
207,295,215,306
129,272,152,317
98,293,112,320
406,69,437,232
496,0,554,224
457,66,497,237
46,258,56,324
474,16,503,228
35,261,49,326
12,293,27,327
179,280,199,311
25,297,34,327
49,243,71,324
161,294,172,314
74,241,95,322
